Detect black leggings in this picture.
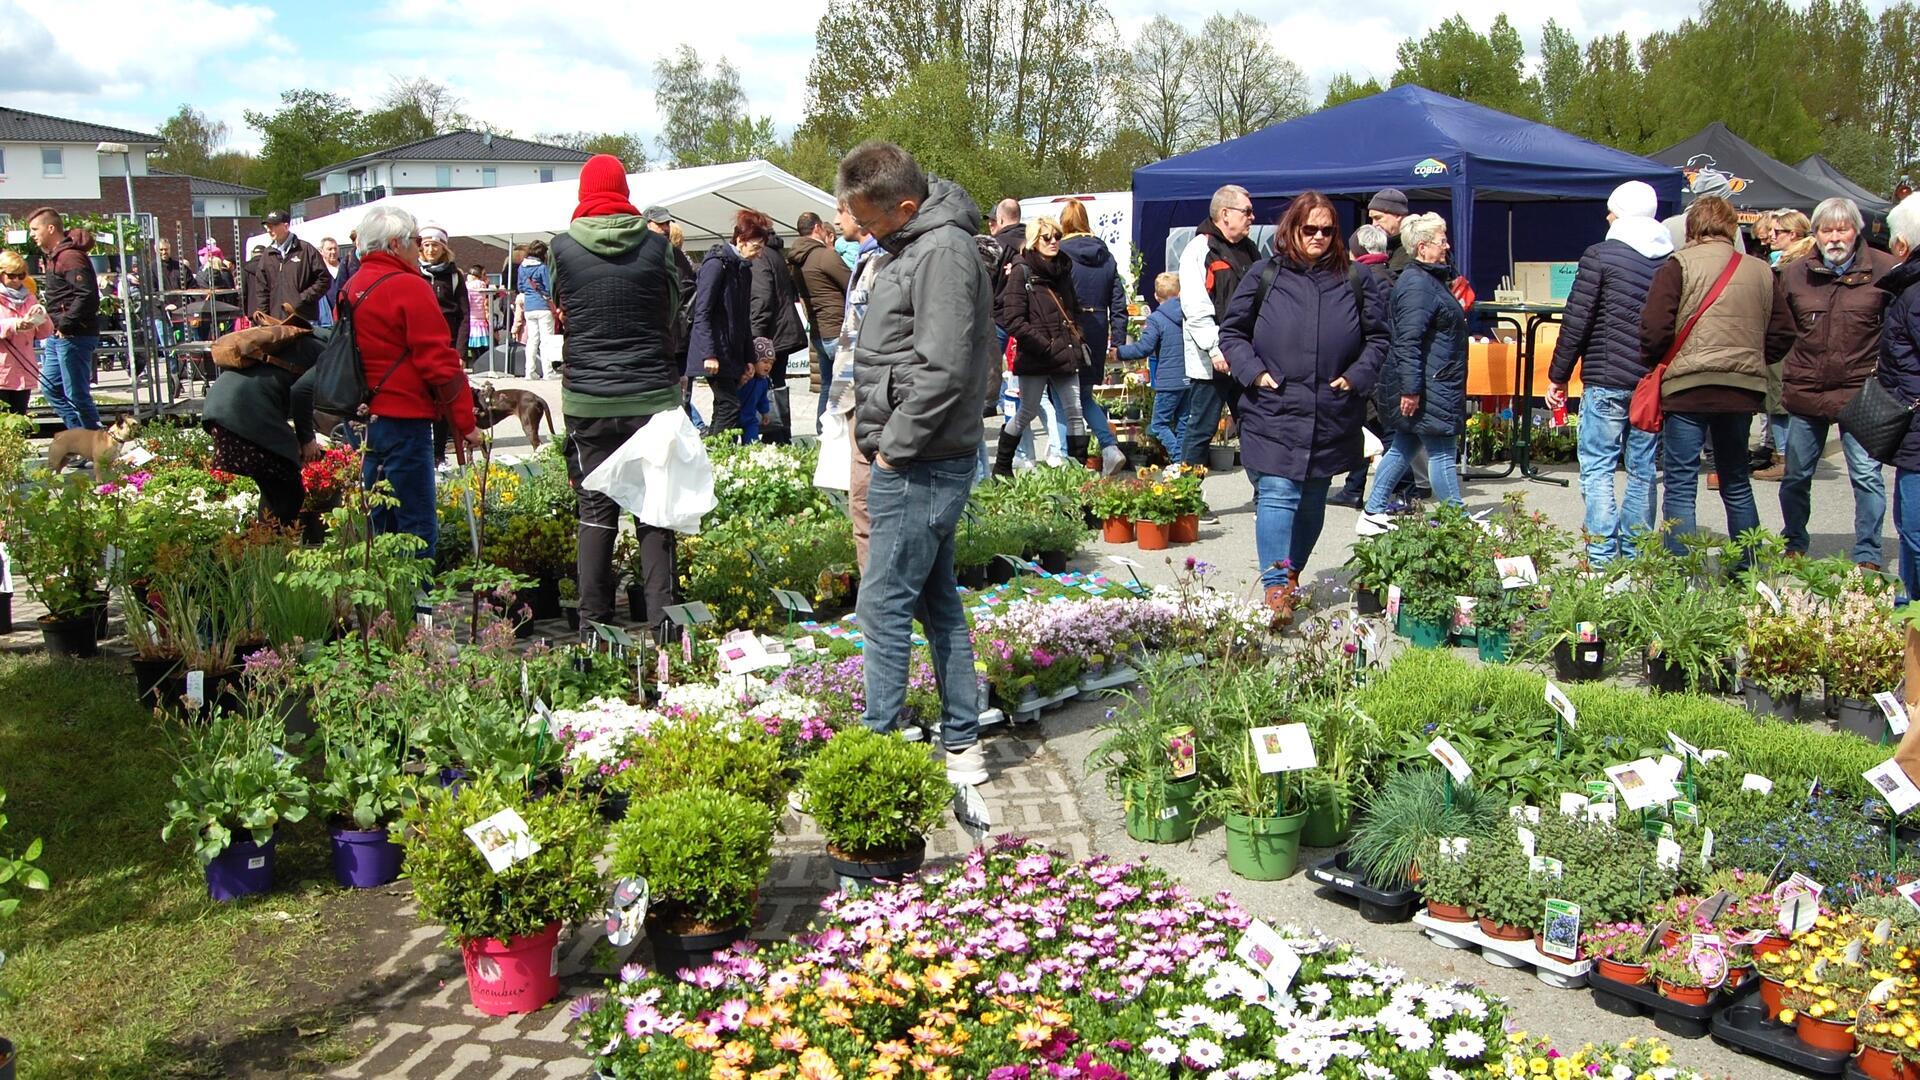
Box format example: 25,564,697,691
565,413,678,630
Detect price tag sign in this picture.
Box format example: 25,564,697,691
1250,724,1317,773
1544,682,1577,729
1864,759,1920,816
1427,736,1471,783
1876,692,1911,737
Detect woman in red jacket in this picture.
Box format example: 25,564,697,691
342,205,480,556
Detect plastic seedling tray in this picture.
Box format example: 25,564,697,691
1010,686,1078,723
1075,666,1139,699
1412,910,1592,988
977,708,1006,729
1588,969,1756,1040
1711,999,1849,1075
1306,851,1417,923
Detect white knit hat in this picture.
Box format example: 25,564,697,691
1607,181,1659,220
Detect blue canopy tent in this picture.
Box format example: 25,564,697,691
1131,86,1684,299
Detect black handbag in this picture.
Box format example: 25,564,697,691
1838,371,1920,465
308,272,404,419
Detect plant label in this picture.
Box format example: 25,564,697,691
1585,780,1616,802
103,544,121,573
1689,939,1729,990
520,662,530,702
1701,828,1715,867
951,782,993,846
1508,804,1541,824
1656,837,1683,871
1672,800,1701,826
1901,879,1920,914
1543,682,1577,729
1438,837,1470,861
1603,576,1632,598
1697,890,1734,925
0,543,11,593
603,876,650,947
1641,920,1670,957
1427,737,1471,784
1667,731,1705,763
1845,937,1866,964
1877,917,1895,944
463,808,541,873
1776,895,1817,937
121,443,155,467
1655,755,1685,785
1558,792,1588,817
1872,976,1902,1004
1876,691,1911,737
1864,759,1920,816
1774,871,1824,904
1234,919,1302,995
1516,826,1536,858
184,670,205,708
1575,620,1599,645
532,697,555,735
1541,898,1580,960
1496,555,1538,589
1585,801,1618,824
1755,580,1783,614
1386,585,1402,621
1742,773,1774,795
1103,555,1143,570
1167,726,1197,780
1451,595,1477,632
1529,855,1563,879
1249,724,1316,774
1809,777,1822,802
1354,623,1380,664
1605,758,1678,811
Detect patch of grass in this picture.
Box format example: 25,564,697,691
0,655,346,1079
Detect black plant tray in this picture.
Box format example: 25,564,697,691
1711,1000,1849,1075
1307,851,1417,924
1589,970,1755,1040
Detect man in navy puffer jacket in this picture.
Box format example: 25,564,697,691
1547,181,1674,567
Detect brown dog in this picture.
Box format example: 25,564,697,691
473,382,557,450
48,415,140,480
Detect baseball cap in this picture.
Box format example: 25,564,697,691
643,205,673,224
262,209,291,226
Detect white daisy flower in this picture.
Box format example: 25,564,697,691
1186,1038,1225,1067
1443,1030,1486,1059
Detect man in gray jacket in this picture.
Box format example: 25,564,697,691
839,141,994,786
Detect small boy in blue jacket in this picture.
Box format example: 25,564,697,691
1116,272,1187,458
738,336,775,444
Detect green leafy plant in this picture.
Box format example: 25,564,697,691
1514,567,1621,660
1414,835,1474,910
612,717,790,811
1824,585,1903,701
316,712,420,831
1087,477,1140,522
1460,827,1540,930
1196,727,1306,821
610,786,775,932
1086,655,1212,802
1624,581,1741,692
0,786,50,918
1741,590,1823,697
399,778,605,947
799,727,950,859
7,471,108,617
1389,502,1485,625
279,482,434,647
1345,767,1504,891
161,705,311,865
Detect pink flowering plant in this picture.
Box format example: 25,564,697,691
974,597,1177,702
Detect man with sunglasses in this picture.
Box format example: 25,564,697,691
1177,184,1260,472
27,207,101,429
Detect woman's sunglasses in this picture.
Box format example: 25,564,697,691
1298,225,1336,238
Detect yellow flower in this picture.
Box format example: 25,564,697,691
1530,1058,1549,1075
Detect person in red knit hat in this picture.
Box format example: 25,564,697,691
341,204,480,556
551,154,687,632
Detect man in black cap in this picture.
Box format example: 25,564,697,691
643,205,697,374
1369,189,1413,281
247,210,330,323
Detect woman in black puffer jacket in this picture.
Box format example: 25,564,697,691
1362,212,1468,528
992,218,1089,477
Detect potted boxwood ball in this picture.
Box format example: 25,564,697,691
162,709,311,902
316,724,419,889
399,779,605,1016
611,785,775,975
800,727,950,890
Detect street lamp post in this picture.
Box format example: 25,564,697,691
96,142,148,413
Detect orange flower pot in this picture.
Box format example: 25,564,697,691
1477,917,1531,942
1170,513,1199,544
1136,520,1170,551
1752,934,1792,959
1760,976,1786,1020
1102,518,1135,543
1857,1045,1918,1080
1795,1013,1857,1054
1595,959,1650,985
1657,978,1712,1007
1426,901,1472,923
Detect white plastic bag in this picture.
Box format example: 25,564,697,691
581,411,716,534
814,408,852,491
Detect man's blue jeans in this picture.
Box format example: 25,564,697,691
1249,470,1331,589
1576,385,1658,567
40,334,100,429
1780,414,1886,565
1181,377,1232,465
1895,470,1920,602
362,417,439,558
1366,432,1460,513
1148,384,1189,456
1662,412,1758,555
859,455,979,751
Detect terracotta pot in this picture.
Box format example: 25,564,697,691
1595,958,1650,985
1426,901,1472,923
1856,1045,1918,1080
1752,934,1792,959
1477,917,1531,942
1170,513,1199,544
1794,1012,1857,1054
1533,933,1582,962
1760,975,1786,1020
1135,520,1170,551
1102,517,1135,543
1657,978,1712,1007
1726,964,1756,990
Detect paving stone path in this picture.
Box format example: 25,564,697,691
326,731,1090,1078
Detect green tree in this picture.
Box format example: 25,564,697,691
1638,0,1820,163
152,105,227,178
244,90,364,212
1192,11,1310,141
1321,74,1384,110
1535,21,1583,130
1391,14,1540,119
535,132,650,170
854,58,1049,213
764,130,839,193
653,46,774,167
1873,2,1920,182
1121,15,1199,160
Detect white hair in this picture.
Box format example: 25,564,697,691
1209,184,1250,224
1400,212,1447,251
356,205,418,257
1891,193,1920,251
1810,197,1864,234
1352,224,1389,254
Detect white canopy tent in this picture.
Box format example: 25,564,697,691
263,159,836,254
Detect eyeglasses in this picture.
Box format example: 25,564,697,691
1298,225,1336,238
0,272,24,281
1226,205,1254,218
1036,232,1061,243
407,235,423,245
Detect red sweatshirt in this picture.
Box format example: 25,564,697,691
343,250,476,435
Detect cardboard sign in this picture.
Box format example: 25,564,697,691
1541,899,1580,960
1250,724,1317,774
1606,758,1679,811
1864,759,1920,816
1558,792,1588,817
1876,691,1911,737
1544,682,1577,729
1427,737,1472,783
1496,555,1538,589
1233,919,1301,995
1742,773,1774,795
463,808,541,873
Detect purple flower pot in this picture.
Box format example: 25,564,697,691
205,832,276,901
329,823,404,889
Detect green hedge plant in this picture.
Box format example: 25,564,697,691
611,717,790,812
800,727,950,859
610,786,775,932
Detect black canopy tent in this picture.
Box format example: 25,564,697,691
1795,154,1892,212
1651,122,1858,211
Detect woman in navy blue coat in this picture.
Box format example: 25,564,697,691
1218,192,1389,618
1059,201,1130,475
687,210,768,438
1874,195,1920,598
1361,212,1468,530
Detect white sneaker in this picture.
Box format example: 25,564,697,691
1100,445,1127,476
946,743,989,785
899,725,925,743
1355,512,1398,537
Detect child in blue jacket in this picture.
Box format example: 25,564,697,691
738,337,775,443
1116,272,1187,458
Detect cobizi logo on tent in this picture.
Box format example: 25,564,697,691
1412,157,1449,178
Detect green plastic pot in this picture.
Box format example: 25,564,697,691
1223,810,1307,880
1477,629,1511,663
1299,790,1351,848
1123,776,1201,844
1398,613,1449,649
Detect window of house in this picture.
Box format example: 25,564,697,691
436,165,452,186
41,147,62,178
539,168,554,183
192,198,207,216
0,147,7,174
482,167,497,187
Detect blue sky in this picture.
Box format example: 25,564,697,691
0,0,1864,160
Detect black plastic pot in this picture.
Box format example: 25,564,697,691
1037,549,1069,574
1,1034,14,1080
647,921,748,976
1710,999,1848,1074
1306,850,1417,924
1354,588,1384,616
298,510,329,546
1590,967,1754,1040
131,654,182,709
0,590,12,634
986,559,1016,585
1834,697,1886,740
595,787,630,823
39,611,100,659
827,839,928,891
1552,638,1606,682
562,604,580,632
1739,679,1802,722
626,582,646,622
958,564,990,590
1645,653,1688,694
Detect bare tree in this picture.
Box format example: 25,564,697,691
1192,12,1310,142
1124,16,1199,159
380,77,471,133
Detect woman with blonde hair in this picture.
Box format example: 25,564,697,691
992,215,1090,476
1058,200,1129,473
0,249,50,414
